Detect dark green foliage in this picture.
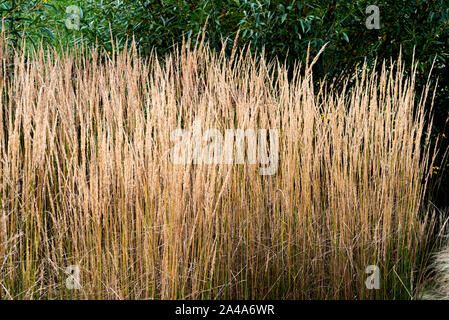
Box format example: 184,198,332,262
0,0,59,49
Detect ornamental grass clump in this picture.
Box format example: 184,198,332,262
0,33,440,299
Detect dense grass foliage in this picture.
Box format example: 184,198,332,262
2,0,448,206
0,33,442,299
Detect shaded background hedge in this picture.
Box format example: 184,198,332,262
2,0,449,206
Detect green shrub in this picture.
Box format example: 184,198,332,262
0,0,60,49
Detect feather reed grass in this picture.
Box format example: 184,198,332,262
0,33,440,299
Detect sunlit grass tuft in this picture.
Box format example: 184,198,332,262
0,34,441,299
